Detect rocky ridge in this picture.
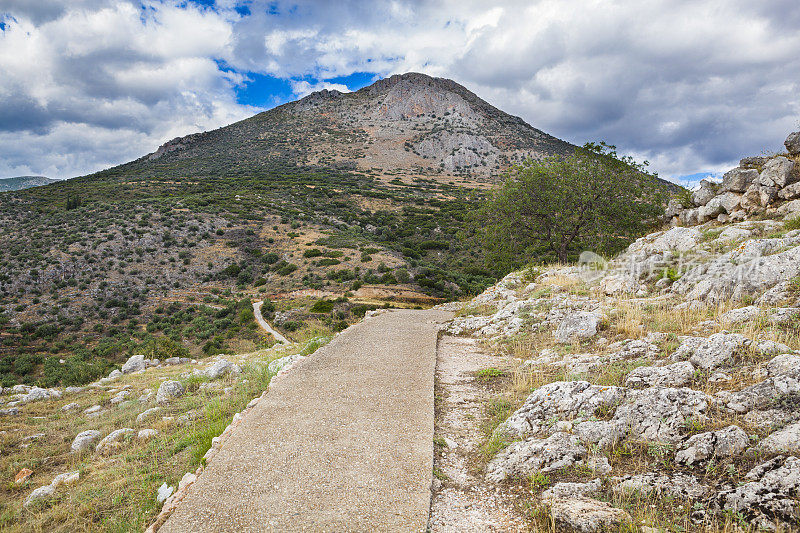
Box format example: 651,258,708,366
443,199,800,531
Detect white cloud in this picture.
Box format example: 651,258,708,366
1,0,799,179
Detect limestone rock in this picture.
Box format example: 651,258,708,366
198,358,242,380
692,180,718,206
713,456,800,530
672,333,751,370
779,182,800,201
24,485,56,507
121,354,146,374
758,157,796,189
624,361,694,388
156,380,185,404
613,472,709,499
674,425,749,465
51,471,79,488
486,432,587,482
786,131,800,156
546,497,632,533
611,387,708,444
554,312,601,344
71,430,101,452
721,305,760,324
137,407,162,424
61,402,80,411
95,428,135,454
157,482,174,503
720,168,758,193
110,390,130,405
137,428,158,440
541,479,601,501
767,354,800,376
496,381,626,438
760,423,800,455
268,354,305,374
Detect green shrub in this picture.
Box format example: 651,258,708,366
310,299,334,313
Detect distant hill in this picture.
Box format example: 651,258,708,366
0,175,57,192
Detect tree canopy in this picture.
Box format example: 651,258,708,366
476,142,667,267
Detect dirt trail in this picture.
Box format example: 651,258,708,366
429,335,528,532
160,309,452,532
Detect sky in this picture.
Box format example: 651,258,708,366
0,0,798,185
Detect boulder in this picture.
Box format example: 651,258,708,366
198,358,241,380
740,156,769,168
717,225,752,243
71,430,101,452
554,312,601,344
720,167,759,193
672,333,751,370
713,456,800,530
624,361,694,388
611,387,709,444
678,207,701,226
767,354,800,376
758,157,796,188
156,380,185,404
268,354,305,374
664,199,684,218
137,428,158,440
21,387,59,403
136,407,161,424
777,199,800,216
779,182,800,201
742,182,778,209
121,354,146,374
486,432,586,482
692,180,718,206
674,425,749,465
23,485,56,507
95,428,135,454
760,423,800,455
545,497,632,533
613,472,710,499
496,381,626,438
786,131,800,156
721,305,760,324
61,402,80,411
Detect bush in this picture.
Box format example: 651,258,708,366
310,299,334,313
303,248,323,258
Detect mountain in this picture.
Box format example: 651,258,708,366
0,175,57,192
103,72,573,183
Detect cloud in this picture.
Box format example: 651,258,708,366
1,0,799,180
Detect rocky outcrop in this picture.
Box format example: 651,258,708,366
667,131,799,225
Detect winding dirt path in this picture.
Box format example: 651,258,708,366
160,309,452,532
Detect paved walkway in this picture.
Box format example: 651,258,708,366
252,300,290,344
160,309,453,532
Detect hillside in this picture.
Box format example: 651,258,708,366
3,189,800,532
0,73,669,390
0,176,57,192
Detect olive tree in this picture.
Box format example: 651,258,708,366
477,142,667,267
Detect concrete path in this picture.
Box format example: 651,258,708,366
252,300,290,344
160,309,452,533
